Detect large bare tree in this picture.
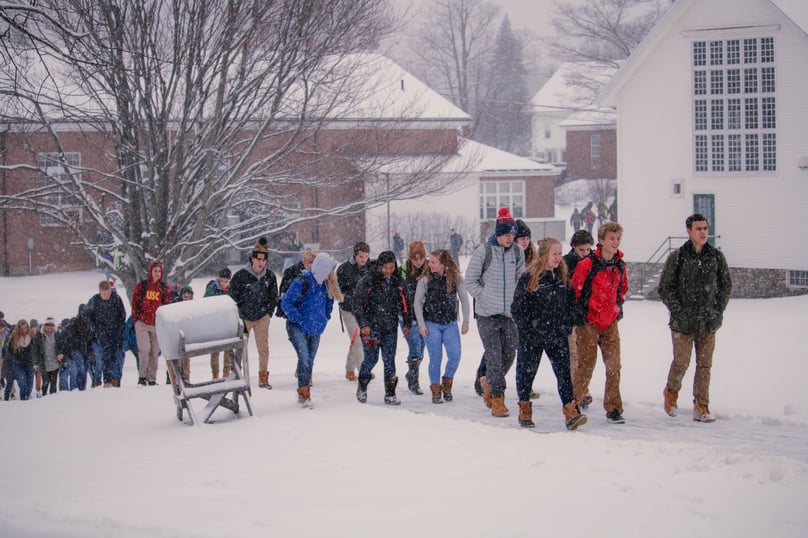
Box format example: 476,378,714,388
404,0,500,134
0,0,469,289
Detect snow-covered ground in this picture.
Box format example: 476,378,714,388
1,222,807,536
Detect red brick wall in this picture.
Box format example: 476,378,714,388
0,125,463,274
565,129,617,180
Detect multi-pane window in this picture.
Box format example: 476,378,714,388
37,152,80,226
788,270,808,287
590,134,601,169
480,181,524,220
692,37,776,173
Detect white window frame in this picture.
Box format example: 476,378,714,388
590,134,601,169
37,152,81,226
691,36,776,174
479,180,525,220
787,270,808,288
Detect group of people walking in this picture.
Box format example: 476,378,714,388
2,209,731,430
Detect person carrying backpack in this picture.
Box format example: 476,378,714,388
282,253,343,408
571,222,629,424
131,261,171,386
465,208,525,418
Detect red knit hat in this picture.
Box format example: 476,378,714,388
495,208,517,236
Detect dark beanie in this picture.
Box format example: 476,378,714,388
377,250,397,266
515,219,531,239
495,208,517,237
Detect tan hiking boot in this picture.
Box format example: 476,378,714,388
480,376,492,409
563,402,587,430
490,394,509,417
345,370,357,381
518,401,534,428
693,403,715,423
663,386,678,417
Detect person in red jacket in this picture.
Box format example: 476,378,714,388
571,222,628,424
131,260,171,386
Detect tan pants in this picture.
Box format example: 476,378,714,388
666,331,715,406
244,314,270,374
341,310,364,373
135,321,161,383
568,326,587,395
573,321,623,415
210,352,232,377
166,358,191,395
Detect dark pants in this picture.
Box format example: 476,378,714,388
359,330,398,379
14,364,34,400
516,337,574,405
476,316,518,397
42,369,59,395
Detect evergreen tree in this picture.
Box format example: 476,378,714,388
474,16,531,155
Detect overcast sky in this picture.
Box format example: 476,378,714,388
493,0,559,36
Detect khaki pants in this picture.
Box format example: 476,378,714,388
573,321,623,415
568,326,588,396
666,331,715,406
210,352,232,377
135,321,161,383
341,310,364,373
244,314,270,374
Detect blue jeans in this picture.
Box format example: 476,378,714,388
69,350,89,390
516,337,574,404
14,363,34,400
113,347,125,382
286,322,321,388
358,330,398,379
424,321,462,385
59,363,70,391
400,318,424,360
92,341,122,384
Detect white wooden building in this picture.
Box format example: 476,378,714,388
597,0,808,290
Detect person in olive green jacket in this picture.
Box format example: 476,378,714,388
658,213,731,423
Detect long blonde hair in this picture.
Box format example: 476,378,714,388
325,271,344,301
526,237,568,293
10,319,31,352
423,249,462,292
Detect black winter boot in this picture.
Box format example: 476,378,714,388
356,375,371,403
384,376,401,406
405,358,423,395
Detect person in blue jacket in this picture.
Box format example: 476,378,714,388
281,252,343,408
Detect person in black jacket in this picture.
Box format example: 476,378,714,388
336,241,372,381
400,241,429,395
512,237,587,431
353,250,412,405
658,213,731,423
62,304,94,391
83,281,126,387
562,229,594,408
229,237,279,389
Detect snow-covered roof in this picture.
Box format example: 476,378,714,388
530,62,619,113
559,107,616,129
372,138,557,177
308,53,472,125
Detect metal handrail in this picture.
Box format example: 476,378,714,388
636,235,721,294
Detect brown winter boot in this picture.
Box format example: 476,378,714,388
259,371,272,389
297,385,312,408
563,402,588,430
490,394,509,417
345,370,357,381
430,383,444,404
441,376,454,402
663,386,678,417
480,376,492,409
693,402,715,423
518,401,534,428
